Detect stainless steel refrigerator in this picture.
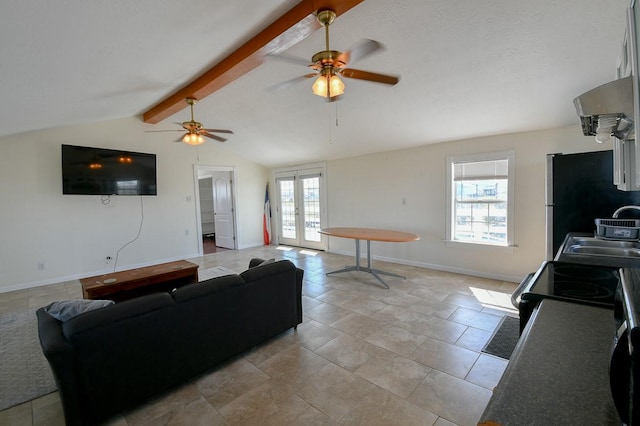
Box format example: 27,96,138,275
546,150,640,259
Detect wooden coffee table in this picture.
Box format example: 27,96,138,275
80,260,199,302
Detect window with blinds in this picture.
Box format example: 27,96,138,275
447,151,514,246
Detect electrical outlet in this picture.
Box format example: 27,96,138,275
37,262,45,271
105,256,112,264
185,229,190,236
401,197,407,205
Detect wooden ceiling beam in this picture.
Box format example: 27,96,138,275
143,0,366,124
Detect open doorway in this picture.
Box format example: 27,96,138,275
194,165,238,255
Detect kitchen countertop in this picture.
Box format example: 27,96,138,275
479,299,621,425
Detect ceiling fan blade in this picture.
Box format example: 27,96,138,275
266,53,313,67
336,39,384,66
174,135,184,143
203,132,227,142
340,68,399,85
145,129,184,133
267,73,317,91
203,128,234,134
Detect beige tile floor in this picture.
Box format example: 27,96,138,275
0,245,518,426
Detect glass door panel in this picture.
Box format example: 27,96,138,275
277,177,299,246
302,176,321,243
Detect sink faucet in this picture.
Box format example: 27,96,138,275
612,205,640,218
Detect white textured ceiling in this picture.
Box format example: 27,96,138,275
0,0,629,167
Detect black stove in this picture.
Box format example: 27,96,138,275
515,261,619,330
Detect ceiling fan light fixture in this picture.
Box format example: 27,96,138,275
329,74,345,96
312,73,344,98
312,75,327,97
183,133,205,146
145,98,232,144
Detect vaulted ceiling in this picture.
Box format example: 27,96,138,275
0,0,628,167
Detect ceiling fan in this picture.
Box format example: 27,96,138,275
269,9,399,100
146,98,233,145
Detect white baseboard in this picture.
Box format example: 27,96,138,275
328,248,521,283
0,254,199,294
1,248,521,295
237,242,266,250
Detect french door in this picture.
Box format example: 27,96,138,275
275,167,325,250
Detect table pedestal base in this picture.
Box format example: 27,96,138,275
325,239,405,289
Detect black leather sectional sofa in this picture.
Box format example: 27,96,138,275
37,258,303,425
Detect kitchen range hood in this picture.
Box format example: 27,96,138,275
573,76,634,142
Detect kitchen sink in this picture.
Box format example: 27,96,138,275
557,234,640,267
565,246,640,257
567,237,640,249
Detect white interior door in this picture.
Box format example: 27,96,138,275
213,172,235,249
194,165,237,254
275,167,325,250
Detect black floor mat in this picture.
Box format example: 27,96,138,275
482,315,520,360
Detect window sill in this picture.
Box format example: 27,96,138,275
443,239,517,252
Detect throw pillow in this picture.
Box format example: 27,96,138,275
45,299,114,322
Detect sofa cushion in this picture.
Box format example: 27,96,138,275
171,274,244,303
62,293,174,340
258,258,275,266
45,299,114,322
240,259,295,282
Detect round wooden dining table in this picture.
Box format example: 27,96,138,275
319,227,420,288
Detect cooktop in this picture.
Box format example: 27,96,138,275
521,261,619,308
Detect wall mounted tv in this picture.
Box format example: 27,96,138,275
62,144,157,196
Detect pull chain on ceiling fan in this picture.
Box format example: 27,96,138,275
269,9,400,101
145,98,233,145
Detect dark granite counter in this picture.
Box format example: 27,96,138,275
479,299,621,425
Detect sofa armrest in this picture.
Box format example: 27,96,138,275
295,267,303,325
37,308,73,353
36,308,83,426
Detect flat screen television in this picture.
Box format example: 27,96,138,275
62,144,157,195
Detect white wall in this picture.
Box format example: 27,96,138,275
0,117,269,292
324,125,609,282
0,117,613,291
